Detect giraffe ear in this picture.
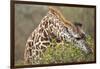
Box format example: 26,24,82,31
74,22,82,27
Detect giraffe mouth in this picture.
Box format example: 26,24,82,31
82,44,92,54
76,40,92,54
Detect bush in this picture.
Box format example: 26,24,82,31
39,35,95,64
15,35,95,65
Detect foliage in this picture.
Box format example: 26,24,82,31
15,35,95,65
39,35,95,64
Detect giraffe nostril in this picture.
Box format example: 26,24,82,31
87,47,93,54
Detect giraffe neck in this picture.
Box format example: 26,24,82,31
38,11,64,42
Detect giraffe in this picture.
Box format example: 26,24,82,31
24,7,92,64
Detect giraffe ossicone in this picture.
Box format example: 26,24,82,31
24,6,92,64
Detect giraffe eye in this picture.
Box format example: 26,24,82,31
75,37,81,40
65,27,69,33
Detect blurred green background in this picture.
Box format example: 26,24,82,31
15,4,95,65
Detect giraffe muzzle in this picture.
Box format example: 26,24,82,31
85,44,92,54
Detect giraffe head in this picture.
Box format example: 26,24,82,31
48,7,92,54
62,22,92,54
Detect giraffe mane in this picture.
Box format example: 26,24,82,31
48,6,75,28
